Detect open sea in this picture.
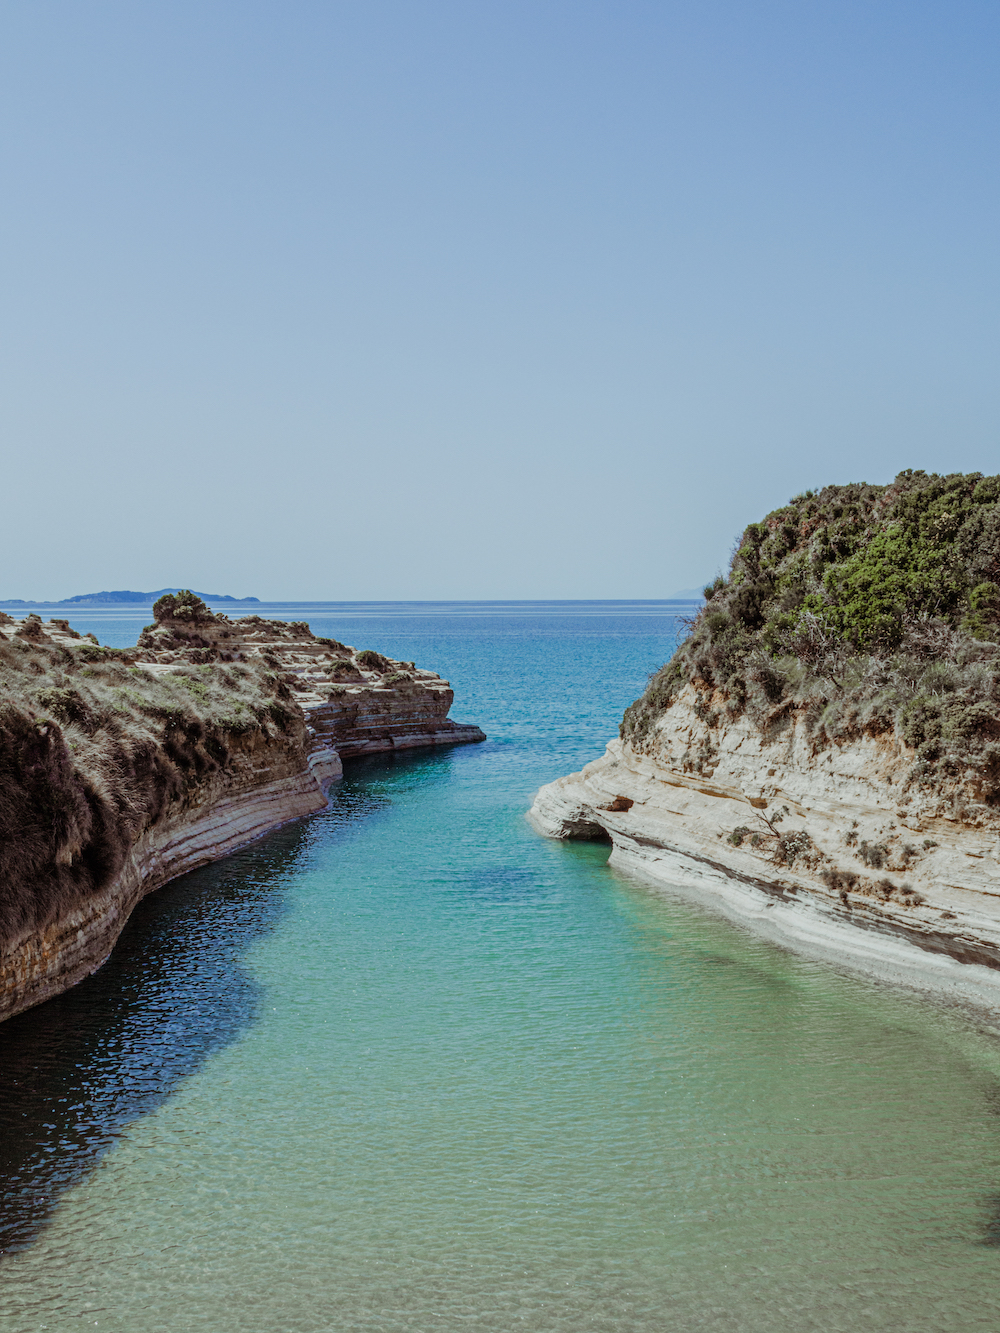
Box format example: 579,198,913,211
3,601,1000,1332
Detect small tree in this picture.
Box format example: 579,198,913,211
152,590,213,624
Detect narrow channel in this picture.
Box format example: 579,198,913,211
3,604,1000,1332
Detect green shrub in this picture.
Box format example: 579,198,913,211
778,831,812,865
152,590,214,624
75,643,134,664
356,649,389,672
822,866,859,894
620,470,1000,800
857,840,889,869
381,671,412,687
962,582,1000,640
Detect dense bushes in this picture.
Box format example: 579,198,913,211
623,471,1000,798
355,649,389,672
152,589,215,624
708,470,1000,654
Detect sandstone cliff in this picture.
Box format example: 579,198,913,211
0,601,484,1021
533,471,1000,1007
135,600,485,771
531,681,1000,1007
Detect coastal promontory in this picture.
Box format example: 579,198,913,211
531,471,1000,1005
0,593,484,1021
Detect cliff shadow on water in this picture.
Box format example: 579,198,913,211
0,737,479,1256
335,735,496,820
0,817,322,1256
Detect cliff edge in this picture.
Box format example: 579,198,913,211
0,595,484,1021
531,471,1000,1006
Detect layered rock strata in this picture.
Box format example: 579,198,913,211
0,740,324,1022
530,685,1000,1007
134,609,485,766
0,609,484,1021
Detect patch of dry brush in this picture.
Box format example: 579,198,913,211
0,611,300,950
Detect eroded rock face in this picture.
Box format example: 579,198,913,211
530,686,1000,1007
0,734,325,1022
0,609,484,1021
134,609,486,761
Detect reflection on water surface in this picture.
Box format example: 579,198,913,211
0,823,313,1252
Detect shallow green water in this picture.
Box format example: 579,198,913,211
3,605,1000,1331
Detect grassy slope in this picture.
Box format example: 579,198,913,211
623,470,1000,801
0,614,300,950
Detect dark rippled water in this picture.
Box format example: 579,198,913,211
3,603,1000,1332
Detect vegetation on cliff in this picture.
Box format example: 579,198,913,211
624,470,1000,798
0,602,300,950
0,593,485,1025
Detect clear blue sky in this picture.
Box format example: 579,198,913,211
2,1,998,599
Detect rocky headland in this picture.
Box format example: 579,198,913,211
531,471,1000,1008
0,593,484,1021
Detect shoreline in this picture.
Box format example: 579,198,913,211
2,729,486,1025
605,831,1000,1014
0,609,485,1022
529,728,1000,1013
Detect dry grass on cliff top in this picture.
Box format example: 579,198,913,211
624,470,1000,803
0,617,299,949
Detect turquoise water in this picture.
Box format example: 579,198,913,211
3,604,1000,1331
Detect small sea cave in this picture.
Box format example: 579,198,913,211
564,818,612,843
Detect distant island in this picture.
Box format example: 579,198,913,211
0,588,261,608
